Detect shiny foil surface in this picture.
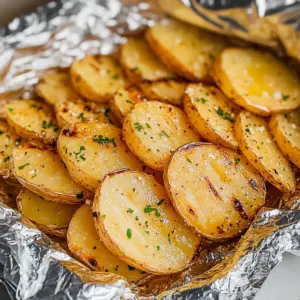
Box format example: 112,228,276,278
0,0,300,299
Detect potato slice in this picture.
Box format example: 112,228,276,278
213,48,300,116
109,86,145,124
164,143,266,239
57,122,154,191
140,80,186,106
120,38,173,84
17,188,79,237
35,70,82,105
5,100,59,144
123,101,200,171
0,120,20,177
67,204,147,281
70,55,127,103
55,100,119,128
235,111,296,193
146,19,226,82
269,109,300,169
184,84,239,149
93,171,201,274
11,146,91,204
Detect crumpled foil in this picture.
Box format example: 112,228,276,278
0,0,300,299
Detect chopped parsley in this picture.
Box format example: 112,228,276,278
101,215,106,220
126,100,134,105
78,112,88,121
127,208,134,213
18,163,30,170
144,204,161,217
216,107,234,123
156,245,160,251
79,155,86,161
93,135,116,147
119,93,123,96
145,123,151,129
134,122,143,132
3,156,10,163
245,128,250,133
74,145,85,156
282,94,289,101
128,265,135,271
131,67,139,72
112,74,120,79
42,120,59,132
8,108,14,113
76,191,84,199
234,158,240,165
186,157,192,164
194,97,207,104
126,228,132,239
159,130,169,138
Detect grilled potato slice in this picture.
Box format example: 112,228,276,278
11,146,90,204
58,122,151,191
67,204,147,281
146,19,226,82
70,55,127,102
17,188,79,237
55,101,119,128
120,38,173,84
123,101,200,171
164,143,266,240
109,86,144,124
140,80,186,106
269,109,300,169
235,111,296,193
93,171,201,275
213,48,300,116
184,84,239,149
5,99,59,144
0,120,20,177
35,70,82,105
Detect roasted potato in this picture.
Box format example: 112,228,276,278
55,100,119,128
70,55,127,102
269,108,300,169
140,80,186,106
58,122,156,191
213,48,300,116
164,143,266,240
123,101,200,171
93,170,201,275
109,86,145,124
0,120,20,177
146,19,226,82
17,188,79,237
184,83,239,149
235,111,296,193
67,204,148,281
35,70,82,105
5,99,59,144
120,38,173,84
11,145,91,204
0,178,21,209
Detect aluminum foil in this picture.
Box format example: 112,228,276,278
1,0,300,299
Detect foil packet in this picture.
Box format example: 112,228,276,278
0,0,300,299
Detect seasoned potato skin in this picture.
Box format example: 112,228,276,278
235,111,296,193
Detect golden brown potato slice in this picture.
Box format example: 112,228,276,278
213,48,300,116
70,55,127,103
93,170,201,275
140,80,186,106
55,100,119,128
184,83,240,149
109,86,145,124
0,178,22,209
269,109,300,169
146,19,226,82
164,143,266,240
0,120,20,177
67,204,147,281
235,111,296,193
123,101,200,171
11,146,91,204
17,188,79,237
5,99,59,144
58,122,159,191
35,70,82,105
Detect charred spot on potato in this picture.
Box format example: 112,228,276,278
249,179,258,191
188,207,195,216
92,212,98,218
232,198,248,220
88,258,97,267
205,177,220,200
62,129,77,137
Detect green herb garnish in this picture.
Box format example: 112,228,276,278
126,100,134,105
131,67,139,72
134,122,143,132
127,208,134,213
93,135,116,147
126,228,132,239
159,130,169,138
186,157,192,164
216,107,234,123
234,158,240,165
78,112,88,121
282,94,289,101
18,163,30,170
194,97,207,104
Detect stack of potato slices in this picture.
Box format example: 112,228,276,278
1,17,299,282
